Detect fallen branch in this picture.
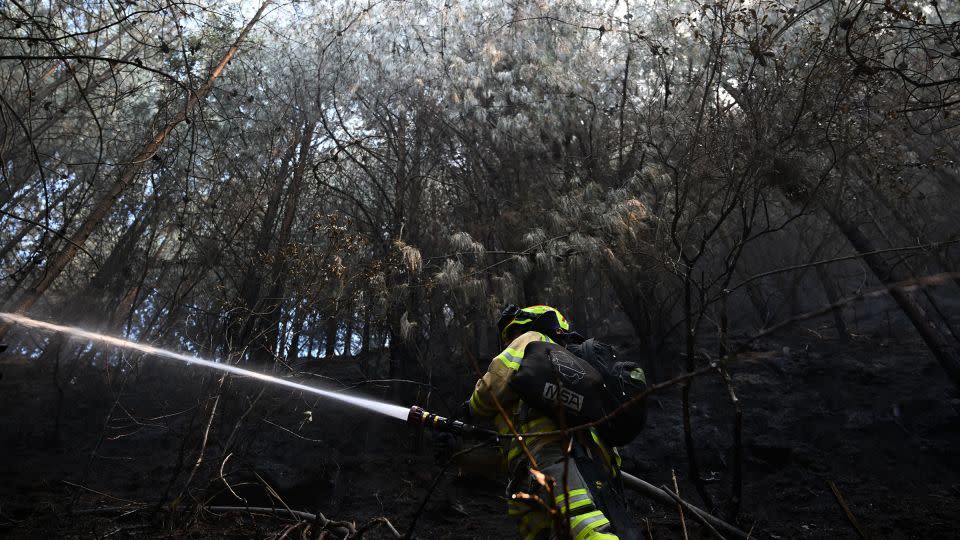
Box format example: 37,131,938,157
62,480,144,506
661,483,723,540
356,516,402,538
621,472,751,540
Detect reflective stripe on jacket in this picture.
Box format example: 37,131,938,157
468,331,560,467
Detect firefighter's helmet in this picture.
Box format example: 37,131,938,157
497,304,573,344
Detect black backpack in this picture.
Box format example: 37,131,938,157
509,338,648,447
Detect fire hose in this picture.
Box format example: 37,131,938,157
407,405,751,540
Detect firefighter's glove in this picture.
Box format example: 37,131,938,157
433,432,462,464
454,400,472,423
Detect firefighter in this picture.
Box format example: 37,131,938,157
456,304,634,540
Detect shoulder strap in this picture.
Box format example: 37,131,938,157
581,338,596,363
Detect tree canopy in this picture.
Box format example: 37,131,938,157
1,0,958,379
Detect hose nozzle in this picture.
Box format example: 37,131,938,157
406,405,497,438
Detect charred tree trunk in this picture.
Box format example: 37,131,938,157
342,319,354,357
307,312,319,361
824,204,960,387
250,120,315,364
229,140,298,355
774,157,960,389
286,305,306,364
862,201,960,344
361,310,372,355
814,264,850,341
324,316,338,358
606,267,653,346
359,310,372,373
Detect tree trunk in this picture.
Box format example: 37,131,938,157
606,267,652,346
250,120,315,363
306,312,319,361
814,264,850,341
824,205,960,388
286,305,306,364
361,310,372,355
0,219,37,268
230,143,297,350
324,316,338,358
862,200,960,343
342,319,354,357
359,309,372,373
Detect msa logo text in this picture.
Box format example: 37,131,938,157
543,382,584,412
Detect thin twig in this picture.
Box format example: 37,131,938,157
71,505,146,515
662,483,726,540
254,471,297,522
207,504,363,537
621,472,749,540
461,344,554,530
828,481,870,540
356,516,402,538
219,453,246,504
561,436,574,540
718,292,744,521
465,349,541,469
263,419,325,443
671,470,689,540
179,375,224,499
276,521,305,540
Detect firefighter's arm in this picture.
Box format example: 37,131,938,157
467,361,518,419
466,331,543,419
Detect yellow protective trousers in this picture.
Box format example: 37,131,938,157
506,445,620,540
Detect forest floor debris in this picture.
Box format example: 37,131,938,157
1,329,958,538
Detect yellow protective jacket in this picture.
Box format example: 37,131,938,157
468,331,618,472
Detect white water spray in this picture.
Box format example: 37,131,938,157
0,313,411,421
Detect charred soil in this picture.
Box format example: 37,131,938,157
1,331,958,539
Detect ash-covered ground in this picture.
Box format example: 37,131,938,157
1,320,958,539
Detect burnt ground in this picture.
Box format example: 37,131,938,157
0,321,959,539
